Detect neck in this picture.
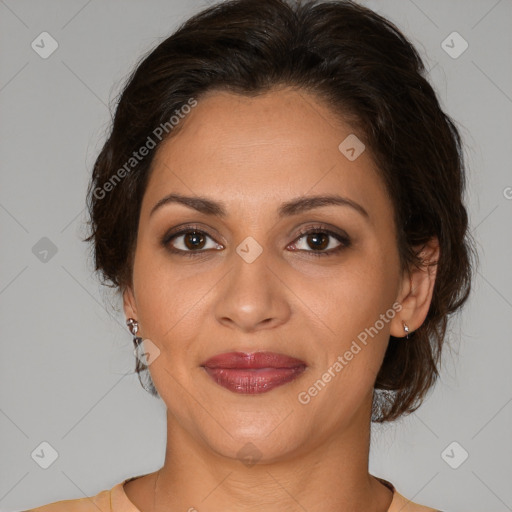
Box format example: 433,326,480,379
151,396,393,512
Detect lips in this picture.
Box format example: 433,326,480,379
201,351,307,394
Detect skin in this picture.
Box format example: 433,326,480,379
122,86,439,512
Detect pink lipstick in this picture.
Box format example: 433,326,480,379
201,351,306,394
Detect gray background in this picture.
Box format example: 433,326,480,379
1,0,511,511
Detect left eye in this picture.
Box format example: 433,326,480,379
288,228,350,256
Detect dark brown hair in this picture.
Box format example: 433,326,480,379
84,0,477,422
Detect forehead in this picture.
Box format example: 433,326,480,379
142,87,391,224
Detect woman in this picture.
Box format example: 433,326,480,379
29,0,475,510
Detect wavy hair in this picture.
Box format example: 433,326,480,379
84,0,478,422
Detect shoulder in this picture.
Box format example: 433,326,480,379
376,477,442,512
24,488,112,512
391,488,443,512
24,478,141,512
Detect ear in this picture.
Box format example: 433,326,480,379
122,284,138,321
391,236,440,338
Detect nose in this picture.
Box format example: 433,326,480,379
213,246,292,333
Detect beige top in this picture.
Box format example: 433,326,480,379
27,476,442,511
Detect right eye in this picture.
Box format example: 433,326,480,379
161,226,223,256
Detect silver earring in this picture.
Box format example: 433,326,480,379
126,318,159,397
402,321,410,340
126,317,141,344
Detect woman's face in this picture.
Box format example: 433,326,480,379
124,87,408,462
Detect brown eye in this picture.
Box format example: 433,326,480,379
305,232,330,251
289,226,351,257
183,231,207,250
162,227,223,256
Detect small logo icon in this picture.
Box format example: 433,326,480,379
441,32,468,59
441,441,469,469
133,338,161,366
236,236,263,263
31,441,59,469
237,442,263,467
31,32,59,59
32,237,58,263
338,134,365,161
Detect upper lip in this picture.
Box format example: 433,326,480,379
201,351,306,369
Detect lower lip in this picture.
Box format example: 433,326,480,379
203,366,306,394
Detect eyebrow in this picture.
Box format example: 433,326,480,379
149,192,369,220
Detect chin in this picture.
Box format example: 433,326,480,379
212,433,304,467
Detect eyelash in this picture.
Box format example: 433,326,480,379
161,224,351,258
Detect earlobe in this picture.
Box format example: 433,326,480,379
391,237,440,338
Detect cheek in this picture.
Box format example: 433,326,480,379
297,267,396,422
131,244,177,334
131,244,216,350
306,248,399,382
315,255,398,333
